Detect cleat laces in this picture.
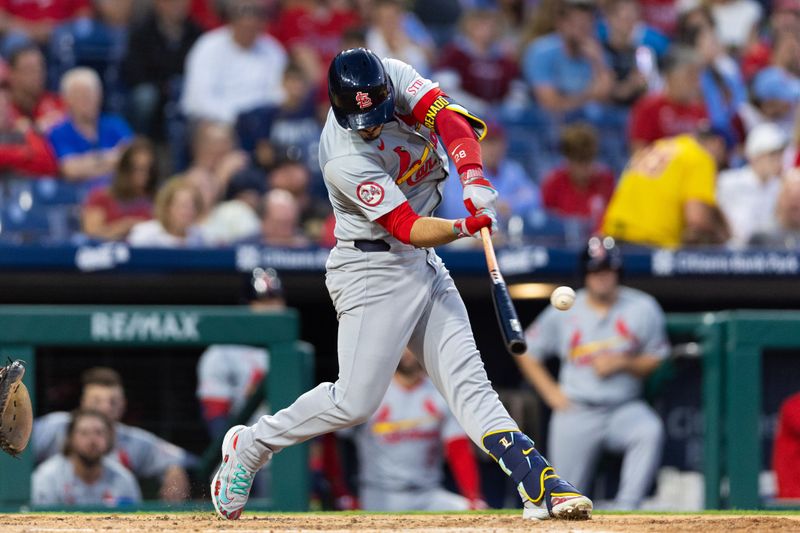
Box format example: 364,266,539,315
230,464,254,496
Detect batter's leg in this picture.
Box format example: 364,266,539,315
604,400,665,509
405,262,515,445
407,256,592,520
212,250,432,519
241,253,433,462
547,404,607,495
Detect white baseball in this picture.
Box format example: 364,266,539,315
550,286,576,311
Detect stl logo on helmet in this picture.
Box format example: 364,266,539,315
355,91,372,109
356,182,384,206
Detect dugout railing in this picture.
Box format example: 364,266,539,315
666,311,800,510
0,307,794,511
0,305,313,512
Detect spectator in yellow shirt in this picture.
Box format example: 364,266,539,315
602,129,730,248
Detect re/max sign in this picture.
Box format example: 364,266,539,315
91,312,200,342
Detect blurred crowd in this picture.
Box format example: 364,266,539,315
1,0,800,249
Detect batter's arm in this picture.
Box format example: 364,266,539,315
514,355,570,411
377,201,494,247
408,217,460,247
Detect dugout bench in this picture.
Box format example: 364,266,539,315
0,305,313,512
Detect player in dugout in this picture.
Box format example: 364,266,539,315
516,237,668,510
340,348,486,511
31,409,141,507
211,48,592,522
33,367,194,501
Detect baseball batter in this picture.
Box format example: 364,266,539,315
211,48,592,521
343,349,484,511
517,237,668,509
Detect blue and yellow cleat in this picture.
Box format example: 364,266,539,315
483,430,593,521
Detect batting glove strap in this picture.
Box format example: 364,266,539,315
459,168,491,187
453,209,495,239
461,169,497,216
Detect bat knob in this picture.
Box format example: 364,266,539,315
509,339,527,356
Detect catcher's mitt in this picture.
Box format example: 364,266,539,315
0,360,33,457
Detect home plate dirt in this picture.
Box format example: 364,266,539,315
1,513,799,532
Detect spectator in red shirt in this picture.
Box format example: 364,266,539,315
190,0,224,30
773,392,800,498
0,0,91,44
629,46,708,152
541,123,615,227
7,44,65,133
435,9,519,113
0,85,58,176
81,138,157,241
639,0,678,36
270,0,360,73
741,0,800,82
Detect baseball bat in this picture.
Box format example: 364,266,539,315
480,227,527,355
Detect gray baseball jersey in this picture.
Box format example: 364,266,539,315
525,287,668,508
197,344,270,422
351,376,465,492
242,57,517,468
31,454,141,506
33,412,193,479
525,287,670,405
319,59,449,244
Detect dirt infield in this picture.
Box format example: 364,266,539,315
2,512,800,533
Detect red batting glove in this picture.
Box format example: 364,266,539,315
460,168,498,216
453,208,497,239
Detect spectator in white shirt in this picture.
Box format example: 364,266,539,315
709,0,762,51
717,122,788,247
128,176,206,247
750,169,800,247
200,167,265,245
180,0,287,124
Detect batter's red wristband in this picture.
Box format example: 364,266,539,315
448,137,482,174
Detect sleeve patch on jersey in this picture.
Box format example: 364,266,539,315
356,182,385,207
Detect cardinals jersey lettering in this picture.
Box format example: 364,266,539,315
525,287,670,405
349,377,465,491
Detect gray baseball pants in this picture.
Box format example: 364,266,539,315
547,400,664,509
239,243,517,468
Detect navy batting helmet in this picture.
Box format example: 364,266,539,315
328,48,395,130
580,236,623,277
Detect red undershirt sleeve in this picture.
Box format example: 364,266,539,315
445,436,483,501
375,201,421,245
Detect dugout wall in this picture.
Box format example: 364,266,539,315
0,305,313,511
